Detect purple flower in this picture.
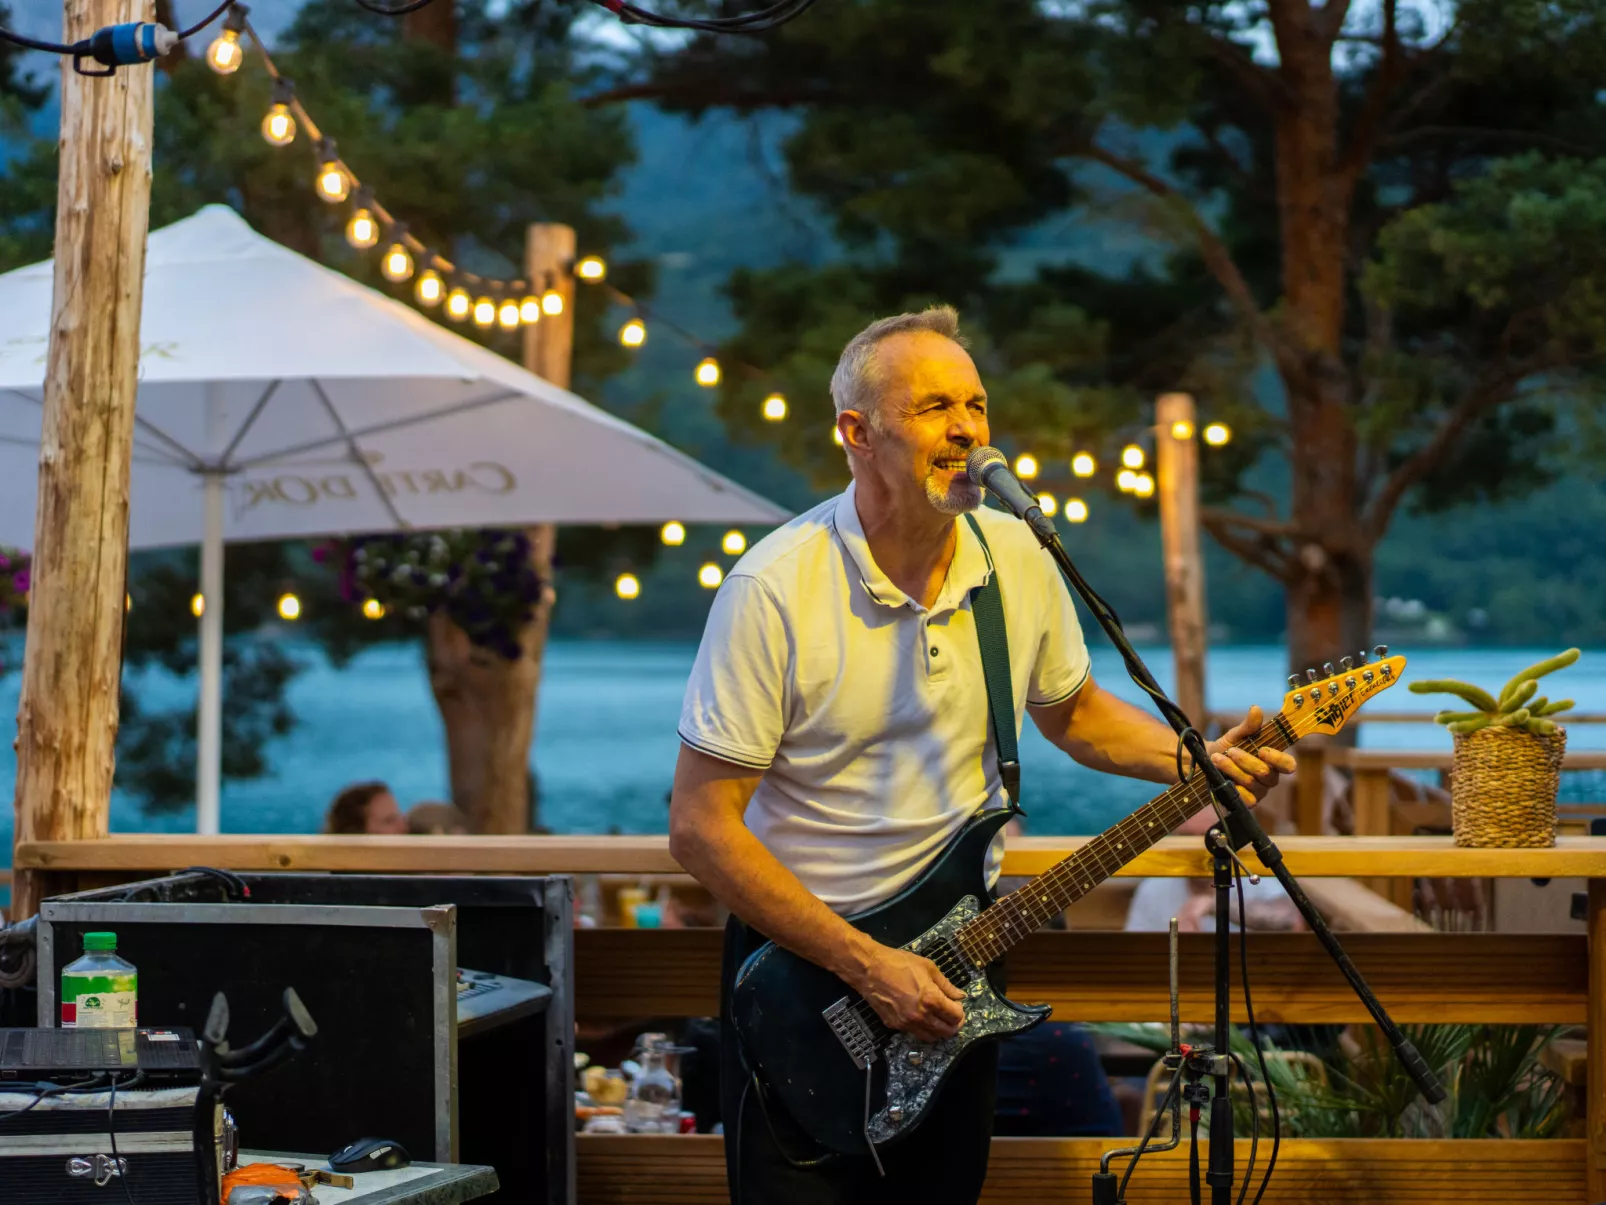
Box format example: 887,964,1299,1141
14,569,28,593
0,553,10,570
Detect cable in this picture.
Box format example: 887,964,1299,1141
0,1074,112,1123
1236,866,1280,1205
108,1073,138,1205
0,0,232,68
586,0,817,32
1117,1064,1183,1200
177,0,236,39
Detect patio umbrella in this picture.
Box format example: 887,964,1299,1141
0,204,791,832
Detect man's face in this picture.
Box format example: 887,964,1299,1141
364,790,409,835
849,330,989,515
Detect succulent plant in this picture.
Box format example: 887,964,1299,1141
1408,649,1580,736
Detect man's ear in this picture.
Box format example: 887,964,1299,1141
841,411,874,457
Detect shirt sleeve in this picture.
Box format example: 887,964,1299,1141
1026,554,1092,706
678,573,791,770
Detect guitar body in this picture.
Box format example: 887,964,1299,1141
728,807,1050,1156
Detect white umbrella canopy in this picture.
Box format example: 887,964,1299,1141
0,204,791,832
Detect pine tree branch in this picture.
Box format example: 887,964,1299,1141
1201,507,1298,537
1201,517,1298,583
1378,126,1602,158
1315,0,1356,44
1340,0,1407,185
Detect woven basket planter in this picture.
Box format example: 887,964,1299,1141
1450,725,1567,848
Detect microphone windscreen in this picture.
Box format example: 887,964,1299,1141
965,445,1007,481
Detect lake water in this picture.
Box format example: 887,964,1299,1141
2,642,1603,863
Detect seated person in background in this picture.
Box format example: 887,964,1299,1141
324,780,408,835
407,800,471,835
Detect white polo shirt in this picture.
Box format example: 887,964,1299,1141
678,481,1091,914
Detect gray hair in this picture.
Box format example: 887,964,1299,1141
830,306,966,432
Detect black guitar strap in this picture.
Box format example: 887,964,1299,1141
963,513,1022,814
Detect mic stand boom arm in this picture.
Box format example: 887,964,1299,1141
1020,519,1448,1111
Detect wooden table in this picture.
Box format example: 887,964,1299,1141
17,834,1606,1204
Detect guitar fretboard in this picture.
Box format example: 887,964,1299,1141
952,714,1298,966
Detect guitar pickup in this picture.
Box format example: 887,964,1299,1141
823,997,879,1070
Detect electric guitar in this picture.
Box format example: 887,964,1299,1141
729,651,1406,1155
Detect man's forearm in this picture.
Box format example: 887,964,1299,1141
1047,683,1186,784
671,816,877,986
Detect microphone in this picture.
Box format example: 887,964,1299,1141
965,446,1057,542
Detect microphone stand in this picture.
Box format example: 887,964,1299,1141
1003,502,1446,1203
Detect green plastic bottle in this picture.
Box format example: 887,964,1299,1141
61,932,138,1028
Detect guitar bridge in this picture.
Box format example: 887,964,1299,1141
823,997,879,1070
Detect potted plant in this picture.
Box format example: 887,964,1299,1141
1408,650,1580,847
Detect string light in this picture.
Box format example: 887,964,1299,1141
345,195,378,250
1037,493,1057,517
520,294,542,324
615,572,640,600
1065,498,1089,523
277,592,301,621
191,593,204,618
1117,469,1137,492
1133,472,1155,498
695,358,721,387
722,530,747,555
576,256,607,282
473,296,496,327
1014,453,1039,479
1171,420,1194,440
498,298,521,330
362,598,385,620
619,318,646,348
315,139,349,204
1204,422,1232,447
698,563,724,589
415,268,444,307
541,289,564,316
1121,444,1145,470
380,228,414,282
1072,452,1096,478
761,393,787,422
205,6,245,74
445,286,471,322
260,78,296,147
660,521,686,546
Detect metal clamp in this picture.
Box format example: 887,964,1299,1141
66,1154,128,1186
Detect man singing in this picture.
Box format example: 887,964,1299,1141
669,307,1294,1204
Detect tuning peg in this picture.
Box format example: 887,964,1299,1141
1306,668,1318,684
1358,649,1370,666
1339,655,1353,671
1322,661,1335,677
1287,674,1302,689
1373,644,1389,658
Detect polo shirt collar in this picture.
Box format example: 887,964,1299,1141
832,481,994,612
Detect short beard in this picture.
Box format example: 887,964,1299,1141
924,471,982,516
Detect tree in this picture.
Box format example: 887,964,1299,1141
616,0,1606,672
0,0,655,825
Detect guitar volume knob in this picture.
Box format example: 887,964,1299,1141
906,1049,923,1067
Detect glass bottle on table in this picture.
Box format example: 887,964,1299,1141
624,1033,693,1133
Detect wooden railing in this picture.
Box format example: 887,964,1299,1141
11,834,1606,1205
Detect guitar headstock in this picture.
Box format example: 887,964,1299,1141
1279,646,1407,736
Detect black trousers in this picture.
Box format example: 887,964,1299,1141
719,917,999,1205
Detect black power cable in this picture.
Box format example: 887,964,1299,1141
1235,866,1280,1205
585,0,817,32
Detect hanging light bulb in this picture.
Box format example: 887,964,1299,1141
695,357,721,387
698,563,724,589
722,530,747,555
498,297,521,329
1014,453,1039,479
261,78,296,147
1171,419,1194,441
205,6,246,74
520,293,542,324
615,573,641,600
660,521,686,546
1116,469,1138,492
362,598,386,620
1133,472,1156,498
1065,498,1089,523
380,226,414,282
761,393,787,422
315,139,349,204
1121,444,1146,470
345,189,377,249
191,592,205,618
1071,452,1096,478
1204,422,1232,447
1037,493,1057,517
277,592,302,621
619,317,646,348
445,285,472,322
541,289,564,316
415,265,444,307
472,295,496,327
575,255,607,283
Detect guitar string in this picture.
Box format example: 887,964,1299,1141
837,680,1380,1046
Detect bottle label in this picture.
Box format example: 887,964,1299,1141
62,972,138,1028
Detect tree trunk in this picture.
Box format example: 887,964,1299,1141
426,525,557,834
9,0,154,919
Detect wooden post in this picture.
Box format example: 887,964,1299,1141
424,225,572,834
9,0,156,920
1588,878,1606,1201
1155,393,1207,727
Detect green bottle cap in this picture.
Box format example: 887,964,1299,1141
83,932,118,951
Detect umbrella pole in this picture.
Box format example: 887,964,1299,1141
196,472,224,835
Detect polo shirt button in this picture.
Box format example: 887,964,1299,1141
930,646,939,656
